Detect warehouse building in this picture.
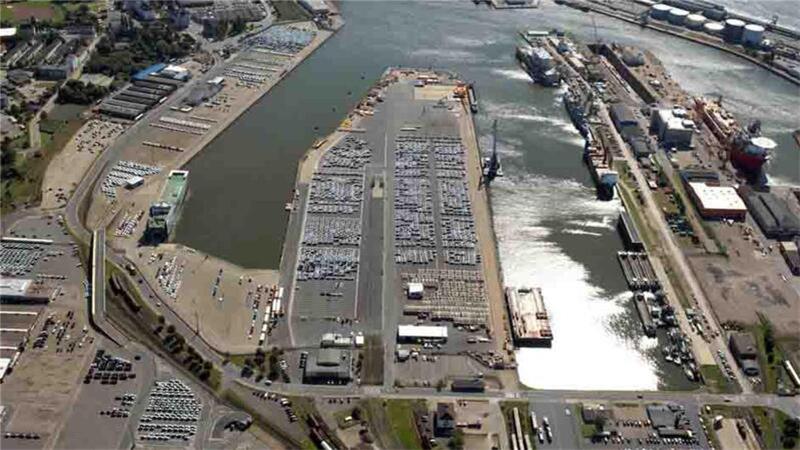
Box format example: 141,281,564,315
649,108,694,149
687,182,747,221
739,188,800,240
396,325,448,343
0,278,55,304
302,348,352,384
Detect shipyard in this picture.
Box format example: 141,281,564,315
2,1,800,449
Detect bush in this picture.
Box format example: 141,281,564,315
56,80,109,105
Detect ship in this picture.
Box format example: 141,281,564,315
467,83,479,113
516,44,560,87
563,83,590,138
584,131,618,200
693,97,776,184
483,119,503,182
144,170,189,244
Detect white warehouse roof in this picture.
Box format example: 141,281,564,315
0,279,32,297
689,182,746,212
397,325,448,339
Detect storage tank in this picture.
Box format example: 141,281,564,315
704,21,725,35
668,8,690,25
724,19,746,43
742,24,765,47
651,3,671,20
686,14,706,30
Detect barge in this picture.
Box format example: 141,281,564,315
505,286,553,347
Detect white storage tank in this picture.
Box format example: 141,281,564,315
742,24,765,47
724,19,746,43
686,14,706,30
668,8,690,26
650,3,671,20
704,21,725,35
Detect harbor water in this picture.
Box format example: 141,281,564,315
175,0,800,390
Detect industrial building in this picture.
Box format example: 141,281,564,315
729,332,760,376
302,348,352,384
739,188,800,240
396,324,448,343
320,333,352,348
649,108,694,149
434,403,456,437
780,240,800,275
144,170,189,243
505,287,552,347
686,182,747,221
0,278,55,304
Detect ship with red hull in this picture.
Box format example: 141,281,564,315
693,97,776,184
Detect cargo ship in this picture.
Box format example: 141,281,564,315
693,97,776,184
516,44,560,87
505,286,553,347
144,170,189,243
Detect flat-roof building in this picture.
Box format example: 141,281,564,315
302,348,352,384
650,108,693,149
687,182,747,221
740,188,800,240
0,278,54,304
397,325,448,343
729,332,760,376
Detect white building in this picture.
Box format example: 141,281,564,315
687,182,747,220
397,325,448,343
649,108,694,149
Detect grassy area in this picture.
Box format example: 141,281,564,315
749,315,793,394
272,0,311,22
363,398,425,450
699,365,738,394
1,113,85,213
0,0,103,26
704,405,797,450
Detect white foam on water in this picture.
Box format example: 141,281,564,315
492,173,658,390
490,68,532,82
560,228,603,237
